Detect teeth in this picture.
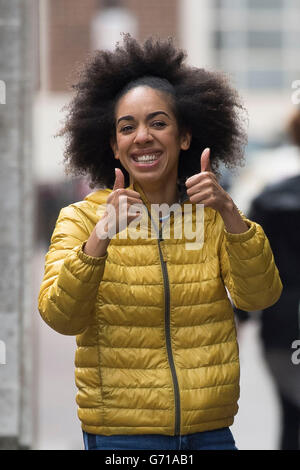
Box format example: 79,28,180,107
135,154,159,162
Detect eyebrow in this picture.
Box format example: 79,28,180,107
117,111,170,126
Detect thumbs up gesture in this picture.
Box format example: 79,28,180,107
96,168,143,239
185,148,233,214
185,148,249,233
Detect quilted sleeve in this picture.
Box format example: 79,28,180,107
38,204,108,335
219,212,283,311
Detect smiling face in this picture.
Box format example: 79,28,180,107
111,86,191,189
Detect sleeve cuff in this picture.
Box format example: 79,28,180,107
77,241,108,265
224,218,257,243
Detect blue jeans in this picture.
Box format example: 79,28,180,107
83,427,238,450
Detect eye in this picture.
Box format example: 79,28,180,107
120,125,134,133
152,121,166,128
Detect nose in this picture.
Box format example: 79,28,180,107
133,125,153,144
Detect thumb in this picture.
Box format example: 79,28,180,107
113,168,125,190
200,148,211,173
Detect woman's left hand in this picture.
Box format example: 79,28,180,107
185,148,249,234
185,148,233,215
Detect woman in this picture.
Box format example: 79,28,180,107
38,34,282,451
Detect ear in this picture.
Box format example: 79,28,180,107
110,137,119,160
180,130,192,151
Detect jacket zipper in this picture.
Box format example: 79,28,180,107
157,226,181,436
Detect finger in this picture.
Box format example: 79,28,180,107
185,173,201,188
122,196,144,207
186,180,211,196
128,203,144,218
108,191,143,206
189,191,212,205
200,148,211,173
185,170,217,188
123,189,143,199
113,168,125,190
108,189,142,202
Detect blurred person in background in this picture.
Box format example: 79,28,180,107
235,109,300,450
38,35,282,451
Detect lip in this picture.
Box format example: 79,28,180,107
131,149,163,159
131,152,163,168
130,150,163,169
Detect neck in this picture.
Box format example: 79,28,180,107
135,179,179,207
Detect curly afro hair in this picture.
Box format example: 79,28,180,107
59,33,248,189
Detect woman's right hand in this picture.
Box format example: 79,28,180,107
95,168,143,240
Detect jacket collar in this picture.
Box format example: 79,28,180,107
130,179,190,207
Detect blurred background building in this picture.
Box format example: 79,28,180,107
1,0,299,449
35,0,300,216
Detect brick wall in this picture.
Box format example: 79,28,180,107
48,0,96,91
125,0,178,42
47,0,178,91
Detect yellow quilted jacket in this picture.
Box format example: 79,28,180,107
38,180,282,436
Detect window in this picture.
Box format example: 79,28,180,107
247,70,284,88
247,0,283,9
213,31,246,49
248,31,282,48
214,0,245,8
